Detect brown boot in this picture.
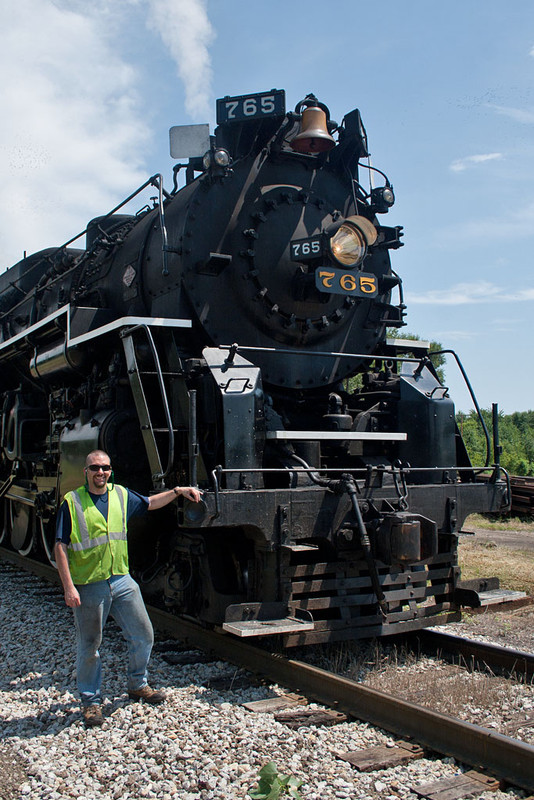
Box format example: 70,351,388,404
83,705,104,727
128,685,166,704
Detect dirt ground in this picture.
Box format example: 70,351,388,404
454,522,534,652
0,744,29,800
463,524,534,551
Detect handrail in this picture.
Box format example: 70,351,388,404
431,349,491,467
209,463,507,512
219,342,421,364
0,173,171,320
124,324,175,482
218,343,493,469
120,323,174,480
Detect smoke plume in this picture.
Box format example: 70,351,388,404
147,0,215,120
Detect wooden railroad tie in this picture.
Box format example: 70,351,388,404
243,693,347,727
337,741,423,771
242,693,308,713
274,708,348,728
412,769,500,800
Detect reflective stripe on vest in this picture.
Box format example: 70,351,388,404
66,485,129,583
68,486,127,552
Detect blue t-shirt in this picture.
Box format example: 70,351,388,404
55,488,150,546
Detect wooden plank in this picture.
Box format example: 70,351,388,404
292,582,452,610
285,561,453,580
412,770,500,800
242,693,307,713
338,741,424,771
290,567,454,594
222,616,314,636
274,708,348,728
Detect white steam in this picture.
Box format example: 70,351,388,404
0,0,149,267
0,0,216,269
147,0,215,120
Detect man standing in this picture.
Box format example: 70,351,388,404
54,449,201,727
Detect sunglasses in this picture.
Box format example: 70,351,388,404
86,464,112,472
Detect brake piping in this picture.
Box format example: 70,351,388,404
289,454,388,620
341,474,389,620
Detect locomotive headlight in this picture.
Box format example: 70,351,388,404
213,148,231,167
327,215,378,268
370,185,395,213
202,148,232,171
330,223,366,267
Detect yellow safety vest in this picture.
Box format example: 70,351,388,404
65,485,129,584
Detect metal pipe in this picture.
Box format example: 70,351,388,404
209,464,502,477
492,402,502,468
150,174,170,277
0,174,170,320
189,389,198,488
343,474,388,618
432,349,491,467
219,342,421,365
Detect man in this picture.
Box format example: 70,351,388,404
54,449,202,728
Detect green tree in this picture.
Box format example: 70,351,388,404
457,409,534,475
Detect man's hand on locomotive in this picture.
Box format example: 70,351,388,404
147,485,202,510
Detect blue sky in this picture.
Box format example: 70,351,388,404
2,0,534,413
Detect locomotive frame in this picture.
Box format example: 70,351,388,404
0,89,509,645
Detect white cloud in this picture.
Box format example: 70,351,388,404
407,281,534,305
0,0,218,269
428,329,478,342
487,103,534,124
0,0,151,268
147,0,215,120
431,199,534,249
450,153,502,172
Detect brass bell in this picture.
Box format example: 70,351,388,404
291,105,336,154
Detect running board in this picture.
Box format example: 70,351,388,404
266,431,407,441
455,577,527,608
222,602,314,637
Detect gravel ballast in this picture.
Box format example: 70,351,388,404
0,562,528,800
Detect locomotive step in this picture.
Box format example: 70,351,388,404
222,616,315,637
266,430,407,440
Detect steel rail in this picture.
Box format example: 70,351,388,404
147,607,534,792
2,547,534,792
416,629,534,679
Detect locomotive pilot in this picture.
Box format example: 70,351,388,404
54,449,201,728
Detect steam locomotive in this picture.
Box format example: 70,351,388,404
0,89,508,645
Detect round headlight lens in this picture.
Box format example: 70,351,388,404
213,148,231,167
329,223,366,267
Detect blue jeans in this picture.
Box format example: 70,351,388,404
73,574,154,706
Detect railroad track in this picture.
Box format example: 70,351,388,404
2,545,534,793
414,628,534,679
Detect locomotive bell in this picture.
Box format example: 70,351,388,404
291,106,336,153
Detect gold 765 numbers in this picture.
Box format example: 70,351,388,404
317,270,378,297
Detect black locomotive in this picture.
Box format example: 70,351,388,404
0,90,508,644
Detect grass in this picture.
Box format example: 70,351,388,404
465,512,534,532
459,513,534,595
308,639,533,729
